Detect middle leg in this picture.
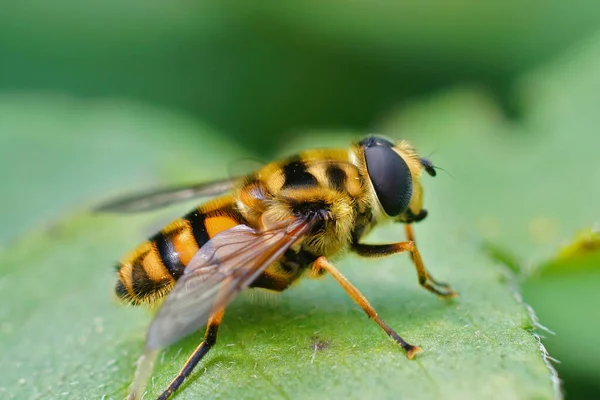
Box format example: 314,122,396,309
351,224,457,298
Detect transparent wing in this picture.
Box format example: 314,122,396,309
145,217,316,350
94,177,241,213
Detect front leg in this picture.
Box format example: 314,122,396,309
351,224,458,298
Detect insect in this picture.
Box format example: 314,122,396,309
97,135,458,400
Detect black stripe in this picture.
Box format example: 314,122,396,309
185,209,211,249
131,262,158,298
282,158,318,188
151,231,185,279
326,165,347,191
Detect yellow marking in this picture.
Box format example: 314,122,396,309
299,149,348,162
171,222,199,266
144,245,172,282
342,164,363,197
120,241,152,268
118,242,153,299
261,168,285,194
205,215,240,238
117,264,134,298
306,163,329,188
398,138,425,215
197,195,237,213
161,218,188,233
160,218,199,266
395,139,424,197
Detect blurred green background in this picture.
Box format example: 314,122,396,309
1,1,600,399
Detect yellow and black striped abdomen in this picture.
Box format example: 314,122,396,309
115,196,246,305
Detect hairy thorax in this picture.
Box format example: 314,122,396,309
233,152,373,291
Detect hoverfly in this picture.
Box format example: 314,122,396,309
97,135,458,400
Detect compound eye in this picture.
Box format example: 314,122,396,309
363,143,413,216
359,135,395,148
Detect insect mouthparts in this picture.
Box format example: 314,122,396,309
318,208,331,221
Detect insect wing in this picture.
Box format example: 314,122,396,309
145,218,314,350
95,177,241,213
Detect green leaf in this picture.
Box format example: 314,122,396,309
0,98,557,399
521,228,600,397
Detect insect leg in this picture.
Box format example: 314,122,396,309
156,309,225,400
351,224,457,298
312,256,422,359
404,224,453,287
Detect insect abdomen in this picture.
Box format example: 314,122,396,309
115,196,245,305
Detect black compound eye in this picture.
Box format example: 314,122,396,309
359,135,395,148
363,140,413,216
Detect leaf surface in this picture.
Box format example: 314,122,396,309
0,96,557,399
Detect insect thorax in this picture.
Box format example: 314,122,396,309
236,152,373,258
